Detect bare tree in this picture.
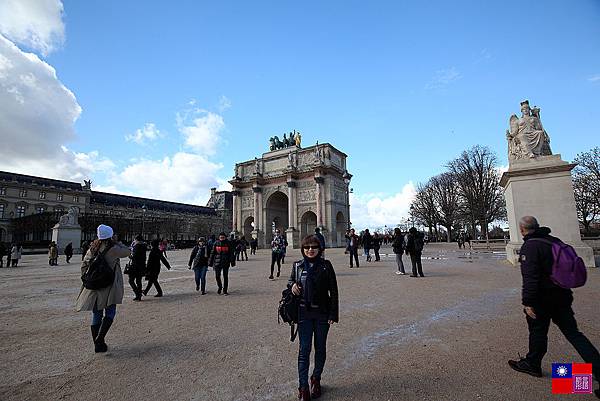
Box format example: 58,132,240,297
573,164,599,235
447,145,506,239
410,182,439,236
429,172,461,242
574,147,600,212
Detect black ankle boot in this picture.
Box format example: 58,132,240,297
95,317,113,353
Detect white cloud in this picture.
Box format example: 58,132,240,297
125,122,163,144
105,152,224,205
0,0,65,56
0,34,107,181
177,109,225,155
218,95,231,112
425,67,462,90
588,74,600,83
349,182,417,230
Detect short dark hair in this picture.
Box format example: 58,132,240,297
301,235,322,259
219,232,227,237
135,234,143,241
314,227,320,233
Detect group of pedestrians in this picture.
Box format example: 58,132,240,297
0,242,22,267
69,217,599,399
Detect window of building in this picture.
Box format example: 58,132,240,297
73,195,79,203
36,206,45,214
55,207,64,213
94,209,99,214
0,204,4,218
57,193,63,201
16,205,26,217
0,187,6,195
39,191,46,199
19,189,27,198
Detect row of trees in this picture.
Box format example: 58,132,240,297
410,145,506,242
573,147,600,235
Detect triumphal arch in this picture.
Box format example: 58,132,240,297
230,137,351,249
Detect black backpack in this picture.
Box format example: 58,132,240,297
82,243,115,290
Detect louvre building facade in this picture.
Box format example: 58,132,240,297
0,171,232,247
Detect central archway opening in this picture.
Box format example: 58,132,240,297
300,211,317,241
266,191,288,240
243,216,254,240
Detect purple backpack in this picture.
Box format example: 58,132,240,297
529,238,587,289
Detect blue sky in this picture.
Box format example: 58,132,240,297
1,0,599,228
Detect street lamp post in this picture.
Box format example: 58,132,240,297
343,171,353,230
141,204,147,240
409,205,415,228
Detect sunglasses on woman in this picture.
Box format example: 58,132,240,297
302,245,320,250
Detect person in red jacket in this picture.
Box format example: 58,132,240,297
208,232,236,295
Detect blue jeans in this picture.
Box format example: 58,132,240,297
298,316,330,388
92,304,116,325
194,266,208,292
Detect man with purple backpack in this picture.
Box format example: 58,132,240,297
508,216,599,398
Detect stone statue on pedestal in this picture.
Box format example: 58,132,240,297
58,207,79,226
506,100,552,161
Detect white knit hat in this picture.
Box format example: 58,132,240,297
97,224,114,240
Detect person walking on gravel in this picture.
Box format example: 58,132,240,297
345,228,360,268
188,237,209,294
143,239,171,297
208,232,236,295
289,235,339,401
269,229,285,279
75,224,131,353
508,216,600,398
392,228,406,275
128,235,147,301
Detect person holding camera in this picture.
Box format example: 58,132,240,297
288,235,339,400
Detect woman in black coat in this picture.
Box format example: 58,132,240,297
143,239,171,297
128,235,147,301
288,235,339,401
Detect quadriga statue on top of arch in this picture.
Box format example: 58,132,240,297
506,100,552,162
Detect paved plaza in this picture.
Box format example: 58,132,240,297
0,245,598,401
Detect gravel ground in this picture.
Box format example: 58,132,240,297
0,244,598,401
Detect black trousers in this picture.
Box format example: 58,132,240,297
349,248,359,267
215,266,229,292
374,248,380,261
526,301,600,380
144,278,162,296
410,251,424,276
270,252,282,276
250,247,256,255
66,254,72,263
237,249,248,261
128,274,142,297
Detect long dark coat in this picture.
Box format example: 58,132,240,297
146,247,171,281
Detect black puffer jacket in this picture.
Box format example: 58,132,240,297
146,247,171,280
208,239,236,269
392,234,404,254
520,227,572,308
130,241,147,276
288,258,339,322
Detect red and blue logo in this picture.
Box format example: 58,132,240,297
551,363,592,394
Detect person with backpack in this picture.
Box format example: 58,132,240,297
269,229,285,279
128,235,147,301
508,216,600,397
392,228,406,275
188,237,209,294
405,227,425,277
143,239,171,297
208,232,236,295
288,235,339,401
75,224,131,353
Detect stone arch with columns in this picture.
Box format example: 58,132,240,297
230,142,351,249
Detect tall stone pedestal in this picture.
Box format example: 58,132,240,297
286,228,299,250
52,224,82,254
501,155,595,267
